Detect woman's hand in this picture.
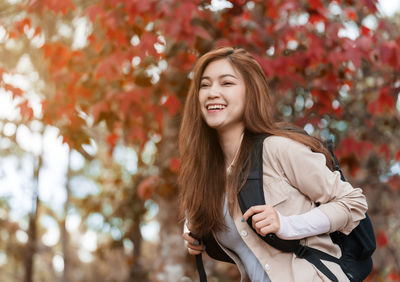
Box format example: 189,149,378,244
242,205,280,236
182,232,204,255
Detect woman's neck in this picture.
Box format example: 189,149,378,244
218,125,245,168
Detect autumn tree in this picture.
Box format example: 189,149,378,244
1,0,399,281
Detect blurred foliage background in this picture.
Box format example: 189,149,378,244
0,0,399,281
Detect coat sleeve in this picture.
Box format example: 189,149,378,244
264,136,368,234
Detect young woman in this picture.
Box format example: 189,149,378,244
179,47,368,281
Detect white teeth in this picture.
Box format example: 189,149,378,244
207,104,226,110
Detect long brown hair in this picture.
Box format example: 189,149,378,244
178,47,334,237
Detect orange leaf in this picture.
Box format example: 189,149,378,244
137,176,159,200
42,0,75,15
18,100,34,121
4,83,23,98
34,26,42,37
106,132,119,149
170,157,180,173
14,18,31,34
8,31,17,39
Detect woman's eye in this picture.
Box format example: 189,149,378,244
222,82,233,86
200,83,209,88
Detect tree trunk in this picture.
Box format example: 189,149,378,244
25,152,42,282
61,149,72,282
152,115,190,281
127,212,147,281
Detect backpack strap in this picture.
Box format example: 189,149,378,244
327,138,345,182
195,254,207,282
294,245,340,282
238,134,302,252
190,232,207,282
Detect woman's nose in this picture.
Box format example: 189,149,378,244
208,84,221,97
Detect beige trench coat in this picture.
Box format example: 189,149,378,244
213,136,368,282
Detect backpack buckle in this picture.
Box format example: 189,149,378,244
295,245,308,258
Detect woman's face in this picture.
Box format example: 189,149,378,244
198,59,246,134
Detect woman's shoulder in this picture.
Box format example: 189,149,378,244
263,135,306,151
261,135,315,165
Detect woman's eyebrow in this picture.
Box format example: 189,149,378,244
200,74,238,80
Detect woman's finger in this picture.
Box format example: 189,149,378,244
252,213,280,236
254,218,271,231
260,221,280,236
182,232,201,245
183,232,204,254
243,205,265,221
187,243,204,251
258,217,280,235
188,247,202,255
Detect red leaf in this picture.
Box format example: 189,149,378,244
309,0,324,10
367,87,395,115
344,8,357,21
388,271,399,281
163,95,182,116
379,41,398,67
84,4,106,22
94,53,125,81
308,13,325,24
356,36,372,52
376,230,388,247
337,137,374,160
360,0,378,13
92,101,109,123
266,5,278,19
360,26,371,37
378,144,390,161
387,175,400,191
152,106,164,130
128,127,146,146
137,176,159,200
192,25,212,40
395,150,400,161
138,33,159,57
169,157,180,173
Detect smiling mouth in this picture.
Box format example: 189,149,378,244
206,104,226,111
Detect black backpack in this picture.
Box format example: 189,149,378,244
193,134,376,282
